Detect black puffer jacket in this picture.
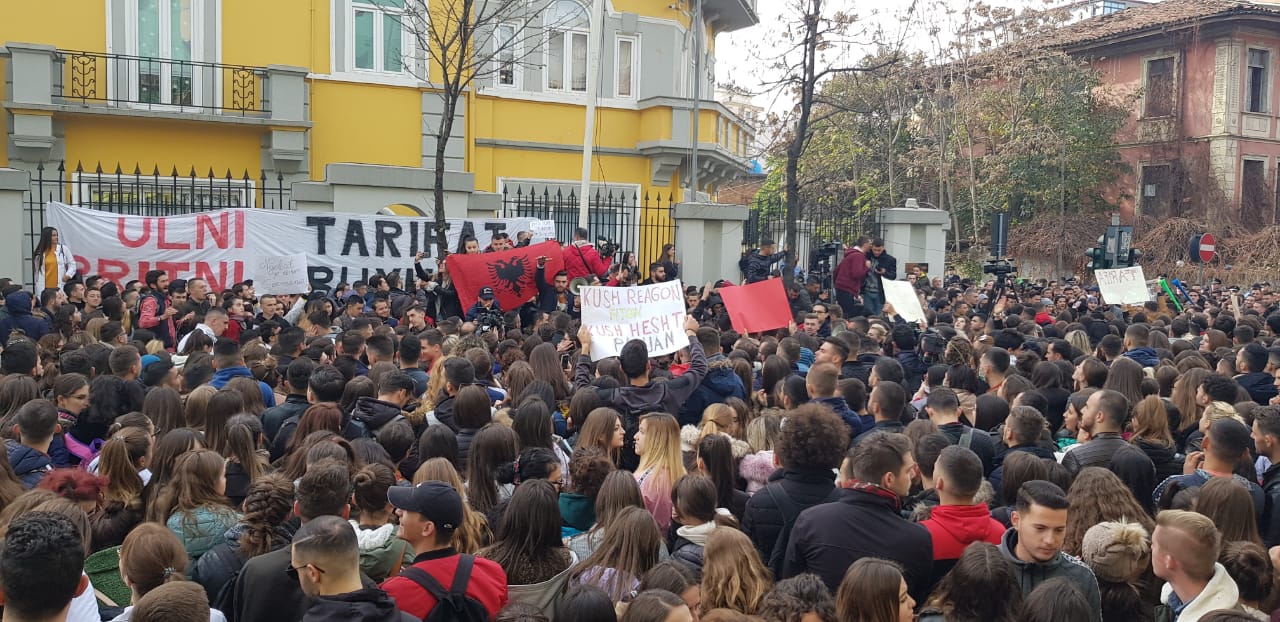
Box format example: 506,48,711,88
741,467,840,577
1133,438,1184,483
350,397,406,434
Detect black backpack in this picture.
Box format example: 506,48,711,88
400,555,489,622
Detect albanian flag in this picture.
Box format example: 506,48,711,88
448,240,566,311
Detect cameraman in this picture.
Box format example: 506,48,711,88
464,286,504,329
564,227,613,280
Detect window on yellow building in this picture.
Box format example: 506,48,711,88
495,22,519,87
130,0,201,107
616,36,636,98
546,0,589,93
353,0,408,73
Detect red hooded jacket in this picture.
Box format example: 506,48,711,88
921,502,1006,562
563,241,612,280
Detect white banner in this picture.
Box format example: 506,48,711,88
45,202,553,292
1095,266,1150,305
579,280,689,361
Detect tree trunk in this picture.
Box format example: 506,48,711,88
432,93,457,260
783,0,821,287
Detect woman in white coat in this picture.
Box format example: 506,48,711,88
33,226,77,289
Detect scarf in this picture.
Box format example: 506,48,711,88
841,479,903,511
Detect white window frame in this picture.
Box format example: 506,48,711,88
614,34,637,99
72,172,256,209
349,0,411,75
493,21,521,89
121,0,209,109
545,29,589,93
1247,48,1271,114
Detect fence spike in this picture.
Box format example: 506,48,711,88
75,161,84,174
277,171,284,182
242,170,251,181
94,162,103,174
35,161,45,173
152,165,161,176
114,163,122,175
133,164,141,176
188,166,197,177
224,169,233,180
207,167,215,179
643,191,650,202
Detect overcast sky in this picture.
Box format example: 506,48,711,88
714,0,1067,112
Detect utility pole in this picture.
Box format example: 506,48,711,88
689,0,703,200
577,0,606,228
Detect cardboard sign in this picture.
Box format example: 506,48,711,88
579,280,689,360
249,253,309,295
45,202,552,292
882,279,927,323
718,278,792,334
1095,266,1150,305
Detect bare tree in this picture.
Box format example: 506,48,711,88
404,0,566,258
770,0,915,284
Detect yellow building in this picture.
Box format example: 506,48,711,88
1,0,758,281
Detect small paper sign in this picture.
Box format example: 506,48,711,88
250,253,309,295
530,220,557,240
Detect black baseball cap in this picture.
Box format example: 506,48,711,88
388,481,462,530
479,287,495,300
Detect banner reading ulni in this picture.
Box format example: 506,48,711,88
579,280,689,361
45,202,552,292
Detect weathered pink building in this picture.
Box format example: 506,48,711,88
1054,0,1280,224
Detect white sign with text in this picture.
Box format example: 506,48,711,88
249,253,310,295
1095,266,1150,305
579,280,689,360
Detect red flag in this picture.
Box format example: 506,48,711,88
719,278,792,334
447,240,565,312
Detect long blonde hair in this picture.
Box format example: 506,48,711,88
637,413,685,486
412,457,491,553
700,527,773,615
418,356,450,411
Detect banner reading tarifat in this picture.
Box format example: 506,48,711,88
579,280,689,361
45,202,553,292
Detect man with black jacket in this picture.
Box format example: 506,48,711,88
1062,389,1144,477
925,388,996,477
841,333,880,385
533,258,577,318
263,358,317,449
861,239,897,317
783,431,932,601
1252,405,1280,547
272,365,366,461
742,403,847,577
678,327,746,427
742,239,789,284
575,315,706,471
230,460,378,622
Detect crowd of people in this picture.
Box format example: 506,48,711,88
2,225,1280,622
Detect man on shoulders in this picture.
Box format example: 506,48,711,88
742,238,789,284
382,482,508,619
563,227,611,281
861,239,897,317
999,480,1103,622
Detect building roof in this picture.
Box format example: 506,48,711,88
1045,0,1280,49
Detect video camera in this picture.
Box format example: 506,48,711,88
473,307,505,335
597,237,618,259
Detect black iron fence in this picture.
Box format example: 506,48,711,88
22,161,292,289
500,185,676,270
56,50,269,116
743,196,877,282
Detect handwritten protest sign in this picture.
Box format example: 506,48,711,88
1095,266,1150,305
882,279,927,323
249,253,309,295
530,220,557,240
579,280,689,360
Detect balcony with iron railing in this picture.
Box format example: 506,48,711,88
55,50,270,116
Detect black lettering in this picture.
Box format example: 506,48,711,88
485,222,507,235
408,221,419,256
375,220,403,257
342,220,369,257
307,217,337,255
309,266,333,290
458,221,476,248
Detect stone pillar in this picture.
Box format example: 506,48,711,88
0,169,31,285
3,42,59,162
266,65,309,174
672,202,750,287
879,206,951,279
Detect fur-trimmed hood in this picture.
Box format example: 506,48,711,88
680,426,750,459
739,450,776,494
